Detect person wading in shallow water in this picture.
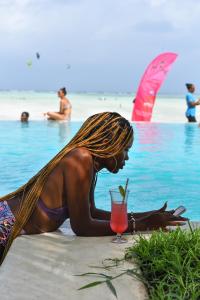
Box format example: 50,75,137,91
185,83,200,123
0,112,187,264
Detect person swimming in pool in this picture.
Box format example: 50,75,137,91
21,111,29,122
44,87,72,121
0,112,187,264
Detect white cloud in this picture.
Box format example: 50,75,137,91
0,0,199,45
0,0,200,91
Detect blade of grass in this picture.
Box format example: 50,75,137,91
78,280,106,290
106,280,118,298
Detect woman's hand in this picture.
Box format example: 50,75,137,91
153,201,175,214
141,211,188,231
156,201,168,212
128,202,175,220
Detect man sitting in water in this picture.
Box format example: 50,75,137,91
21,111,29,122
44,87,72,121
185,83,200,122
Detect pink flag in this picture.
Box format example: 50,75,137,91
131,52,178,121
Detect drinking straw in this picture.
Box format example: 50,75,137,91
123,178,129,202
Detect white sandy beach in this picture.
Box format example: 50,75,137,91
0,91,198,123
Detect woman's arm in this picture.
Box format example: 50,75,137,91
128,202,169,219
90,208,168,221
89,193,187,232
91,207,111,221
90,185,169,221
63,150,145,235
188,98,200,107
64,150,187,235
64,153,116,236
63,101,71,119
89,182,111,220
59,100,63,113
134,212,188,232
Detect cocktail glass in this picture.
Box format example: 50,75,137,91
110,189,129,243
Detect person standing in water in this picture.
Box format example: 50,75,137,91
44,87,72,121
185,83,200,122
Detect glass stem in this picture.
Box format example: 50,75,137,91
116,233,121,240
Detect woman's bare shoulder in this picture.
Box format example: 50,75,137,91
68,147,92,157
61,148,93,170
62,97,70,104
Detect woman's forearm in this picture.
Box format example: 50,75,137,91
73,218,114,236
91,208,111,220
74,217,147,236
91,208,155,221
73,213,148,236
128,210,157,219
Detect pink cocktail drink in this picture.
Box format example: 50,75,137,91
110,202,128,234
109,188,129,243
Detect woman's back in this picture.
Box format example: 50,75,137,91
6,148,93,234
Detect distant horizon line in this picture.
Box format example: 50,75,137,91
0,89,185,96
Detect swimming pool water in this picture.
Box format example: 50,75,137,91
0,121,200,220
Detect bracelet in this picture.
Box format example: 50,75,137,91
130,212,136,234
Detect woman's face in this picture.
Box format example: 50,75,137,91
105,136,133,173
58,90,64,98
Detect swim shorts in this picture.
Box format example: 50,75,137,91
187,115,197,122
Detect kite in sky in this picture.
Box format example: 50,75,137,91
36,52,40,59
26,60,32,68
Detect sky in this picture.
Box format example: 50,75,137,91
1,0,200,93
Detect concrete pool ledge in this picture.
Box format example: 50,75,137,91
0,221,199,300
0,222,148,300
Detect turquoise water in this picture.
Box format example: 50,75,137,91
0,121,200,220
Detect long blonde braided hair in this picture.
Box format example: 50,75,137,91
0,112,133,263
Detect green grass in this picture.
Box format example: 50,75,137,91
125,228,200,300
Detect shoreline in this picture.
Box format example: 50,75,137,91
0,91,199,123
